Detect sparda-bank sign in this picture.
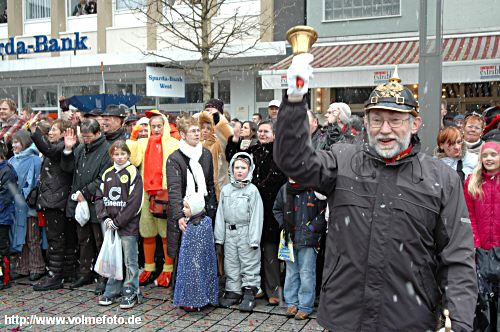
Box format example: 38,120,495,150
0,32,88,56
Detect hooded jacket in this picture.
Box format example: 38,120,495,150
198,111,233,200
8,143,41,252
60,134,112,223
0,161,17,226
274,97,478,332
31,128,73,210
464,171,500,250
127,114,179,191
214,152,264,248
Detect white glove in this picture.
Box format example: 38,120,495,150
287,53,314,97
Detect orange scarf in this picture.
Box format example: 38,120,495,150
144,135,164,194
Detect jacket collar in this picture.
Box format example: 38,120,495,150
85,134,106,152
105,128,125,142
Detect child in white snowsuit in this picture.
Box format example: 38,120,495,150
214,152,264,312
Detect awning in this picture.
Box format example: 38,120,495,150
260,34,500,89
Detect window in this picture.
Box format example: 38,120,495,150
116,0,147,10
0,0,7,24
25,0,51,20
69,0,97,17
324,0,400,21
106,83,133,95
21,86,57,107
218,80,231,104
331,87,372,104
0,87,18,104
136,84,156,106
63,85,100,97
256,77,274,102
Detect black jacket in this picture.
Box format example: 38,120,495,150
95,163,143,236
60,134,112,223
31,128,73,210
166,147,217,258
274,97,478,332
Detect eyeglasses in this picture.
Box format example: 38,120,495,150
369,117,410,128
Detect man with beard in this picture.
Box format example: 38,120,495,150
274,56,477,332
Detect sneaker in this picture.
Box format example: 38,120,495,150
99,295,118,306
255,287,264,299
286,306,298,317
120,288,138,309
294,311,310,320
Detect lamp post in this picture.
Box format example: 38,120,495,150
418,0,443,153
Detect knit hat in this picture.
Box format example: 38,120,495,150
184,192,205,216
204,98,224,114
481,141,500,154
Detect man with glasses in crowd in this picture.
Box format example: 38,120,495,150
274,57,478,331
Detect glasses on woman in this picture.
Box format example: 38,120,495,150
369,117,410,128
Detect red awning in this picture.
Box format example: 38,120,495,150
269,35,500,70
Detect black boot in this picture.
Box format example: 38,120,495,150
63,247,77,283
33,272,63,291
219,291,242,308
70,275,93,289
239,286,257,312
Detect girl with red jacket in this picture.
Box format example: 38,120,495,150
464,141,500,249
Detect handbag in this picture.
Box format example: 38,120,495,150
94,229,123,280
476,247,500,281
149,189,169,219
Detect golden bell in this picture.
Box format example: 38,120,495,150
286,25,318,54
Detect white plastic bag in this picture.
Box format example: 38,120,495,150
94,229,123,280
72,192,90,227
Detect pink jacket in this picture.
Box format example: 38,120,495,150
464,172,500,249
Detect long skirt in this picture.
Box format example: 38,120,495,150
173,216,218,308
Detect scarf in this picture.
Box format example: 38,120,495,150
284,182,307,243
179,139,207,197
144,134,163,194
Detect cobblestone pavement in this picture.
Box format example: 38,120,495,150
0,278,325,331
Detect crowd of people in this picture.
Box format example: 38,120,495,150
0,64,499,329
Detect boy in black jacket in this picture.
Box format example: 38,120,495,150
95,141,143,309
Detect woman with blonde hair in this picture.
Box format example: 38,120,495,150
464,141,500,249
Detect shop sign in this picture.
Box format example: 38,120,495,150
479,65,500,80
374,70,392,84
146,66,185,98
0,32,88,56
280,75,287,88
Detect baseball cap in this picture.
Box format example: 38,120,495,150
268,100,280,108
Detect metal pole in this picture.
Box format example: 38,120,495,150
418,0,443,154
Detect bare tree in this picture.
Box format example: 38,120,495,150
127,0,276,102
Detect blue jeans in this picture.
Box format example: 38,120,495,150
104,235,139,297
284,247,317,314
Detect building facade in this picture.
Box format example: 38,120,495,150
261,0,500,115
0,0,297,119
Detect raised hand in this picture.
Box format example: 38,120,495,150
287,53,314,97
64,128,78,150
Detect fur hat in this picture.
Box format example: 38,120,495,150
204,98,224,114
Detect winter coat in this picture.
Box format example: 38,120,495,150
95,163,143,237
464,172,500,250
60,134,112,223
214,152,264,248
8,144,41,252
127,114,179,191
224,136,258,162
105,128,126,144
273,185,326,249
198,111,233,200
166,147,217,259
31,128,73,210
274,97,478,332
0,161,17,226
